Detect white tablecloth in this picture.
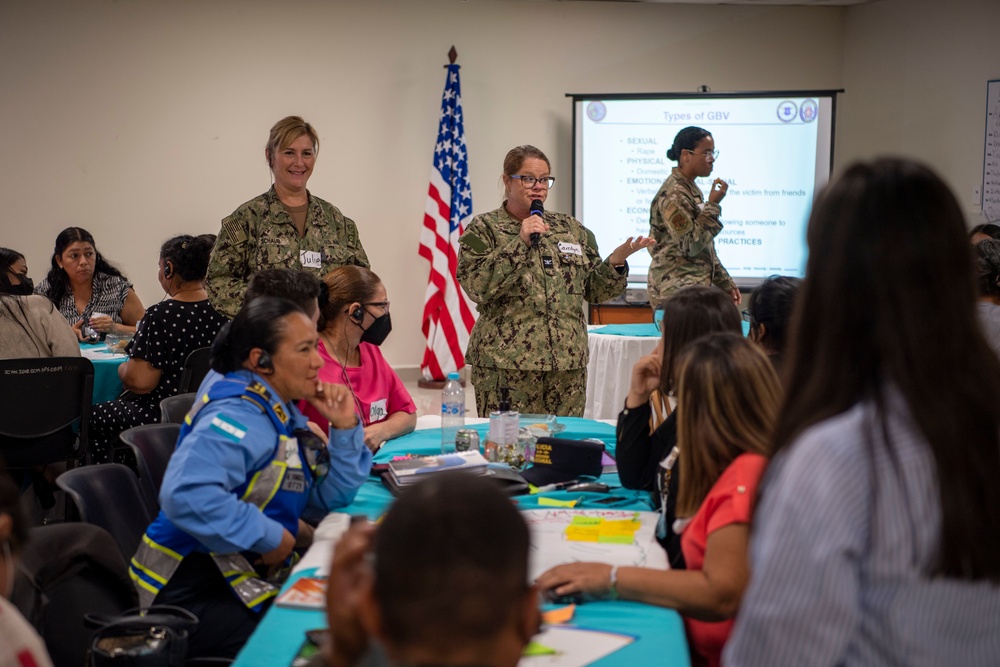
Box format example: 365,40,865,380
585,328,659,420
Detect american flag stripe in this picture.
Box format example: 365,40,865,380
418,63,477,381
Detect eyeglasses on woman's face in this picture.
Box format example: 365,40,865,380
510,175,555,189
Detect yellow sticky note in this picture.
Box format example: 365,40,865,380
538,496,579,508
565,526,600,542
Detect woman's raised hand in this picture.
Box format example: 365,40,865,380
626,350,662,409
306,381,358,431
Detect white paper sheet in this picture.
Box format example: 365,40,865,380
520,625,634,667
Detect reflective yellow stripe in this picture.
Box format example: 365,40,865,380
230,573,253,587
242,461,286,509
130,570,161,597
130,557,169,585
246,588,279,610
142,533,184,561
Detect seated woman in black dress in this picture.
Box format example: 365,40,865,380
89,234,228,464
616,285,740,565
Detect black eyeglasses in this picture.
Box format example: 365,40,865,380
364,301,390,311
510,175,555,189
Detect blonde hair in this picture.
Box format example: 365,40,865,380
265,116,320,166
674,333,781,517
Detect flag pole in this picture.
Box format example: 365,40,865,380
417,47,478,389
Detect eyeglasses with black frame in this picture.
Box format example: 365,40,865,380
510,175,556,189
685,148,720,161
364,301,390,312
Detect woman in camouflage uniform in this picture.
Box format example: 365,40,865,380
458,145,652,417
647,126,740,310
207,116,369,318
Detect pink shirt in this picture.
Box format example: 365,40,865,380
680,452,766,667
300,340,416,432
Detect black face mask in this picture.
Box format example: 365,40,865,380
360,311,392,346
6,277,33,296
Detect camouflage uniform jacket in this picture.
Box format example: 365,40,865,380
647,168,734,307
206,187,370,317
457,205,627,372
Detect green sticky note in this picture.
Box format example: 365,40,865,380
598,534,635,544
570,516,603,526
523,641,558,656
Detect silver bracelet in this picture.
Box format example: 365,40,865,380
608,565,620,599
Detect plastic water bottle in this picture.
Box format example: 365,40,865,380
441,372,466,453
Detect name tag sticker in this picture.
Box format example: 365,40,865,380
557,242,583,256
299,250,322,269
284,438,303,469
281,469,306,493
369,399,388,424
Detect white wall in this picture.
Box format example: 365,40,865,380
836,0,1000,221
0,0,847,370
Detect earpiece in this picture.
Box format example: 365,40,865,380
163,262,173,280
350,306,364,322
257,350,273,371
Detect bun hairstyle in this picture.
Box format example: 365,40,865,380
159,234,216,283
41,227,126,307
318,265,383,331
210,297,305,374
970,223,1000,241
666,126,712,162
975,239,1000,298
746,275,803,354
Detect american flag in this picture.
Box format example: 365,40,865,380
418,62,477,381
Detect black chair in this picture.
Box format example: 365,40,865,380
178,347,212,394
56,463,154,561
160,392,197,424
11,523,137,667
119,423,181,513
0,357,94,467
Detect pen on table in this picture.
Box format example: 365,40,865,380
533,480,580,494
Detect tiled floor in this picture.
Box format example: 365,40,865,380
403,377,479,418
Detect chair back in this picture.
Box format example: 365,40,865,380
56,464,155,561
0,357,94,467
178,347,212,394
160,392,197,425
119,423,181,513
11,523,137,667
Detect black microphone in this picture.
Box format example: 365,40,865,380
529,199,544,247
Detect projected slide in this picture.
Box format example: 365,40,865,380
574,94,836,285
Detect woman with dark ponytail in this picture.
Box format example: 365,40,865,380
130,296,371,659
647,127,740,311
89,234,228,463
35,227,145,339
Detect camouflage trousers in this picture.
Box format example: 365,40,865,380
471,366,586,418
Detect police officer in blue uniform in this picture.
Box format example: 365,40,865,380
129,297,372,658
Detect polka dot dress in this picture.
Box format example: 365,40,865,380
89,299,228,464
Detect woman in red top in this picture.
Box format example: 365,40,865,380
537,334,781,667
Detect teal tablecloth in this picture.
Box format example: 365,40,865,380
591,321,751,337
232,419,690,667
80,343,126,404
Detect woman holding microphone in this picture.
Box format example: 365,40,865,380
457,145,652,417
647,127,740,310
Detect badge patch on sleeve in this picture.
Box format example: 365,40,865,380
210,415,247,442
669,210,690,231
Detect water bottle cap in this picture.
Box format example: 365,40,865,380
447,372,460,380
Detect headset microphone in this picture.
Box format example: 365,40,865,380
529,199,544,248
